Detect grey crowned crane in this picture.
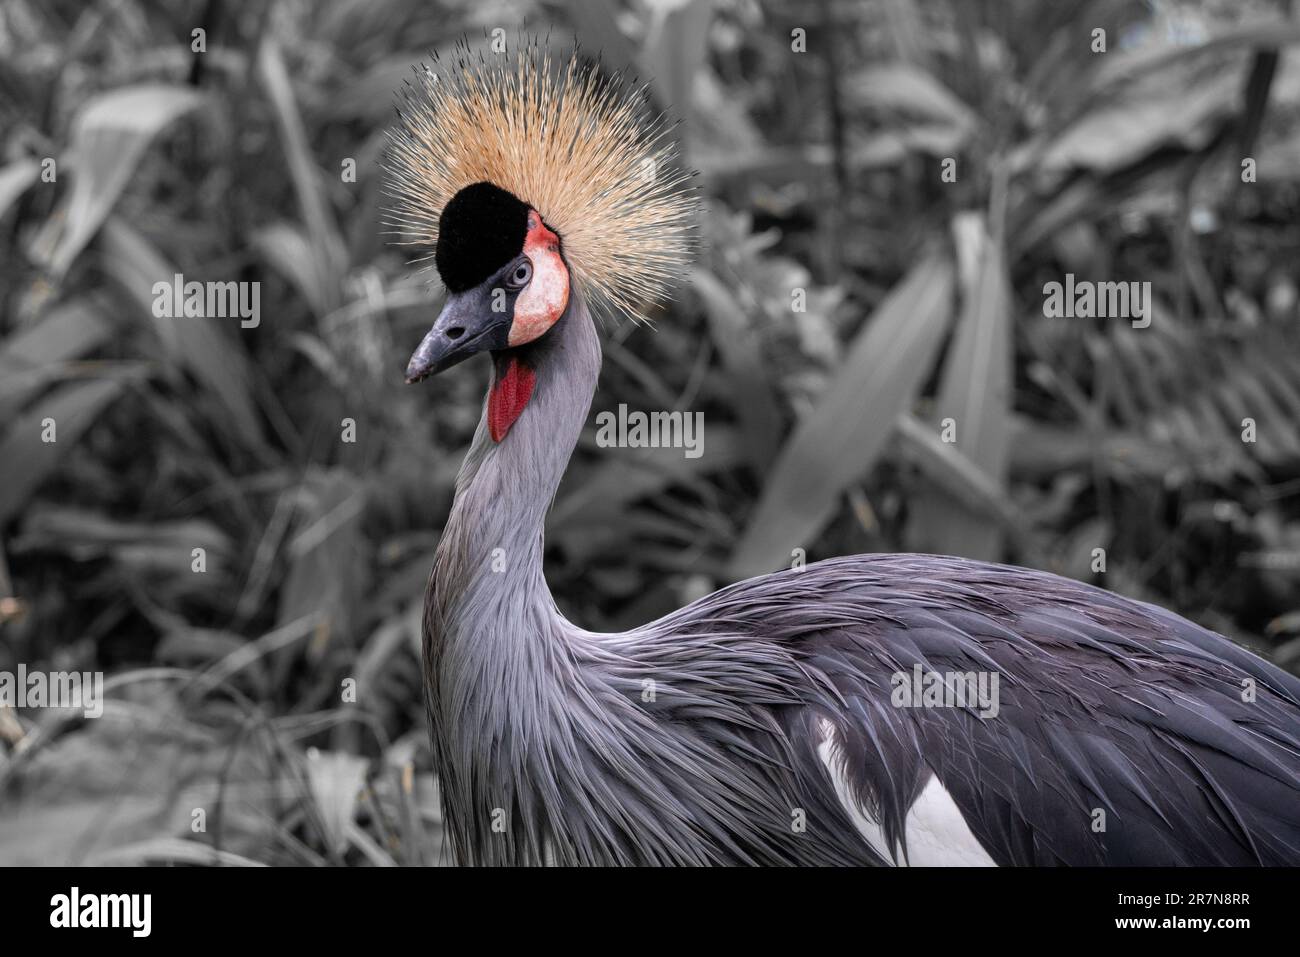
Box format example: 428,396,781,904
388,46,1300,866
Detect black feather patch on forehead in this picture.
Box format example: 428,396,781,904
435,182,530,293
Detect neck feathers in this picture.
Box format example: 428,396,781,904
430,289,600,627
423,291,601,863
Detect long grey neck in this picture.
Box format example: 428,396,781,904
424,291,603,863
430,291,600,644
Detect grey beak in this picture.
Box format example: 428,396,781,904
405,286,511,383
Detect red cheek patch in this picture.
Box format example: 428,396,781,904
488,353,536,442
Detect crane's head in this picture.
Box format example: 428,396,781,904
387,42,695,440
402,181,570,439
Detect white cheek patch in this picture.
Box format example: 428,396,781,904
508,211,570,347
509,247,568,346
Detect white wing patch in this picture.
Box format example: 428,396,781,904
815,718,997,866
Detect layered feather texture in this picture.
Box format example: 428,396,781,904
386,41,696,324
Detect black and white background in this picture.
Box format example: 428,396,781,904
0,0,1298,900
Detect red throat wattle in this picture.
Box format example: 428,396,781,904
488,354,536,442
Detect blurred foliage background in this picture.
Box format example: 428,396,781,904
1,0,1299,865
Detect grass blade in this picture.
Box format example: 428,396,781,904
692,268,782,471
0,378,125,527
30,84,204,277
0,159,40,221
910,212,1012,560
726,252,954,580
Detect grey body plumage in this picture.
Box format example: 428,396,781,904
422,294,1300,866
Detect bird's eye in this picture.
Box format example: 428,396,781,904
507,260,532,289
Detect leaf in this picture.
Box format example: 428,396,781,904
99,217,272,459
566,0,640,75
87,839,267,867
640,0,714,127
1091,20,1300,92
550,427,743,533
191,613,321,699
254,222,330,318
0,299,112,413
257,40,346,317
0,797,162,866
303,749,369,857
849,63,978,136
726,252,955,580
15,506,232,567
31,84,204,277
692,268,782,471
155,627,247,665
324,51,444,122
276,469,367,664
909,212,1012,560
0,378,125,527
0,159,40,221
354,602,421,706
1040,72,1237,174
895,413,1030,547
